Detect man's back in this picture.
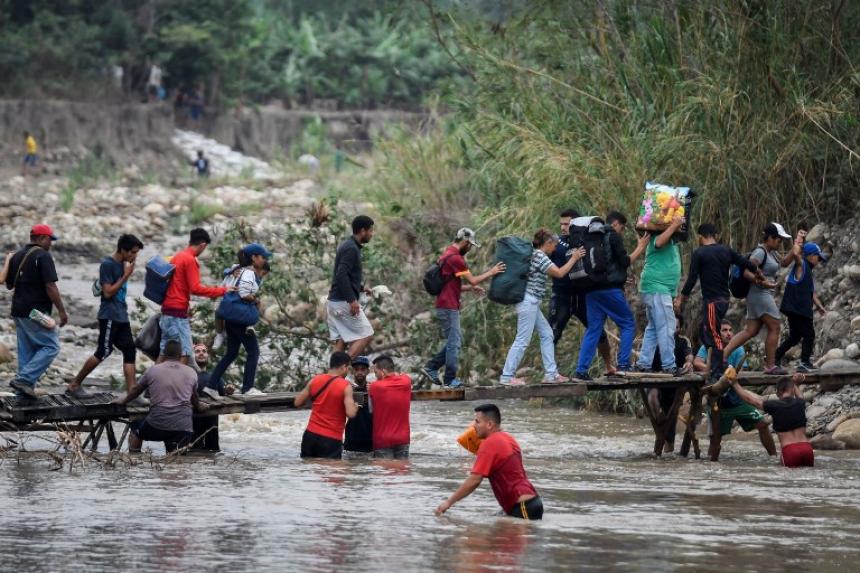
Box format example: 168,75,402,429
6,245,57,318
472,431,537,512
328,238,362,302
138,361,198,432
369,374,412,449
682,243,744,300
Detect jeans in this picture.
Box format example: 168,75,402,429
14,317,60,386
501,294,558,381
576,289,635,373
636,293,677,371
159,315,194,356
425,309,462,382
210,320,260,393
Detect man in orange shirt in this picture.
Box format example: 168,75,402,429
436,404,543,520
159,228,233,364
368,355,412,459
295,351,359,459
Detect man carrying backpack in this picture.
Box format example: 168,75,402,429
160,228,234,365
573,212,648,381
422,228,505,388
674,223,764,380
553,211,616,373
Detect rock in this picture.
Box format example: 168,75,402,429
0,342,13,364
844,264,860,281
852,315,860,331
143,202,166,216
826,413,852,433
816,348,845,367
805,223,828,244
820,358,859,371
832,418,860,448
846,343,860,360
810,433,846,451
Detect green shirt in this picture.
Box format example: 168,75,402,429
639,236,681,295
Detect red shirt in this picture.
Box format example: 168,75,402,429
162,247,227,315
306,374,350,441
435,245,469,310
471,431,537,513
368,373,412,449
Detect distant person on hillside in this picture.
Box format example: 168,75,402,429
436,404,543,520
5,224,67,399
422,228,505,388
344,355,373,457
294,351,359,459
194,150,210,177
116,340,205,454
146,61,163,103
775,242,828,372
369,355,412,459
573,212,648,382
729,373,813,468
326,215,375,358
188,86,204,122
720,223,798,375
21,131,38,176
66,234,144,398
674,223,764,381
160,228,234,365
549,209,615,373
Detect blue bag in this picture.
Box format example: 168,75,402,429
144,256,175,305
217,291,260,327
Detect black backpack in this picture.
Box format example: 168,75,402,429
729,246,764,299
423,253,456,296
568,217,609,288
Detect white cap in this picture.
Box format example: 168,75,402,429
456,228,480,247
765,222,792,239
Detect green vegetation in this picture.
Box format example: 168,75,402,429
59,149,115,211
0,1,464,108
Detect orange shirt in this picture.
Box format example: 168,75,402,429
161,247,226,314
368,373,412,449
306,374,350,441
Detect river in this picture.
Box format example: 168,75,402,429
2,400,859,572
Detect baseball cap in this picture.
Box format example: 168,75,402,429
351,355,370,367
763,222,791,239
456,227,480,247
243,243,273,259
802,242,829,261
30,223,58,241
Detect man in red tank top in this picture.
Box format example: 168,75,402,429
436,404,543,519
368,355,412,459
295,351,359,459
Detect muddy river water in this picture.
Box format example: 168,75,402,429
2,400,859,572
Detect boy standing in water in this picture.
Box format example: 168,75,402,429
775,242,828,372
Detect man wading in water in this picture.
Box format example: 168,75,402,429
436,404,543,520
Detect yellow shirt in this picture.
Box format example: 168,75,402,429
25,136,37,154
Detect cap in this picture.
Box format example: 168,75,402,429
455,227,480,247
351,355,370,367
802,242,829,261
30,224,58,241
243,243,273,259
764,222,791,239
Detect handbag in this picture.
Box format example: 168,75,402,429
135,313,162,361
216,291,260,327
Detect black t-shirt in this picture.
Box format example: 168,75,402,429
680,244,756,301
651,335,692,371
763,397,806,433
5,244,59,318
344,392,373,452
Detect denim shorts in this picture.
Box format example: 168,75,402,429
159,315,194,356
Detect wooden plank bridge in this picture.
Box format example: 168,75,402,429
3,368,860,459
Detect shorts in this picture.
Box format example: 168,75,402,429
508,496,544,520
300,430,343,459
132,419,193,452
159,315,194,356
94,319,136,363
326,300,374,343
22,154,38,166
373,444,410,459
781,442,814,468
719,403,764,436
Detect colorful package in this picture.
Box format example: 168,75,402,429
636,182,692,231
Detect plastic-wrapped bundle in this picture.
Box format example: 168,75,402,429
636,182,694,235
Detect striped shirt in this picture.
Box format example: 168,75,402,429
525,250,553,299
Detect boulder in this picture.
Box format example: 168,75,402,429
852,315,860,332
810,433,846,451
832,418,860,448
846,343,860,360
844,264,860,281
816,348,845,367
0,342,13,364
143,202,165,216
805,223,828,244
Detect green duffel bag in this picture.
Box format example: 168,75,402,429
488,236,532,305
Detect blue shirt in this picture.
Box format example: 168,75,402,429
98,257,128,322
697,345,746,407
